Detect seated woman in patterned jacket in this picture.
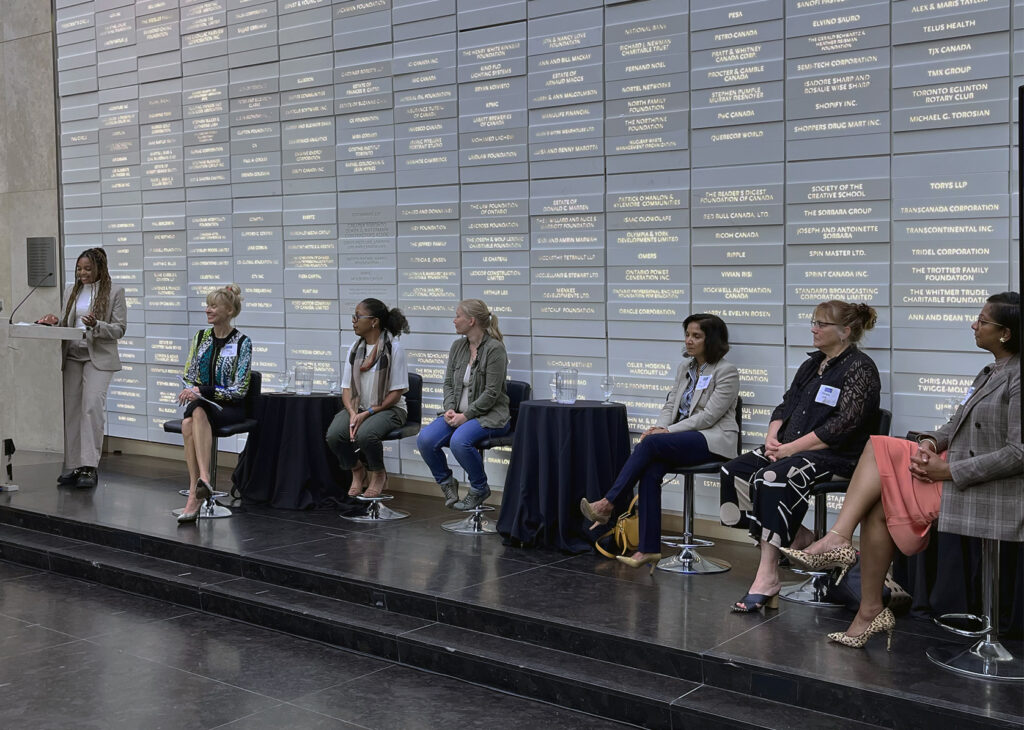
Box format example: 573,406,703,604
175,284,253,523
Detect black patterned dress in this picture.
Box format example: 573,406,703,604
719,346,881,547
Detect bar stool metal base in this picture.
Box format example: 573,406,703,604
657,536,730,574
172,499,232,519
656,548,731,575
178,488,229,499
343,494,409,522
442,505,497,534
926,639,1024,682
780,570,843,606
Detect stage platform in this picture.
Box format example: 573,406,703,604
0,452,1019,730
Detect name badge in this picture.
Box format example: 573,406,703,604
221,343,237,358
695,374,712,391
815,384,840,407
960,386,975,405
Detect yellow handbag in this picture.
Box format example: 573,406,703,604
595,495,640,558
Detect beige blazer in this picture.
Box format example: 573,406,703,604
929,355,1022,542
656,358,740,459
60,285,127,372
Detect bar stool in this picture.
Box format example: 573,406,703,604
341,373,423,523
781,408,891,606
441,379,530,536
926,538,1024,681
657,397,742,575
164,371,262,519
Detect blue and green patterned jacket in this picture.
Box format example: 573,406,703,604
182,328,252,403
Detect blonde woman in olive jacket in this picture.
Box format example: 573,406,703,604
417,299,510,512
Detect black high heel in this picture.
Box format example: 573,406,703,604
732,591,780,613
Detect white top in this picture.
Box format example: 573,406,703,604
74,285,94,330
457,361,472,413
341,339,409,412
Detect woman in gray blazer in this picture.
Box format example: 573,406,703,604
581,314,740,571
783,292,1022,650
36,247,127,489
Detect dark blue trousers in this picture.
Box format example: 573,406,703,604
604,431,715,553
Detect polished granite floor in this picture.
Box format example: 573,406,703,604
0,451,1021,729
0,560,632,729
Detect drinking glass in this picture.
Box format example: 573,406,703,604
600,375,615,404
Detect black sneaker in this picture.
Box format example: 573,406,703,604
75,467,98,489
439,477,460,508
57,468,81,485
454,487,490,511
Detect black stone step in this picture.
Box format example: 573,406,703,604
1,509,1017,730
0,520,890,730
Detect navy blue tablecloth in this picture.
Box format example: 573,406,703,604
231,393,350,509
497,399,633,553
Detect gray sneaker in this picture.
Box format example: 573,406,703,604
454,487,490,511
439,477,460,508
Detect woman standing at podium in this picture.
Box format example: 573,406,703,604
37,247,126,489
176,285,252,523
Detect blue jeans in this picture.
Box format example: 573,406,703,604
604,430,716,554
417,416,511,494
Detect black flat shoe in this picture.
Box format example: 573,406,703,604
57,468,81,485
74,467,98,489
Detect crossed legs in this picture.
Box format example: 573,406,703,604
181,406,214,514
800,440,895,637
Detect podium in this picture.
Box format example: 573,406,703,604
1,324,86,490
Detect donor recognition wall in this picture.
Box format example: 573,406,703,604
54,0,1022,494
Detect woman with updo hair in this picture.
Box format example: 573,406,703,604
176,284,253,523
36,247,127,489
783,292,1021,650
720,300,882,612
417,299,510,511
327,298,410,499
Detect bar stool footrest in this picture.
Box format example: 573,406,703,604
933,612,991,638
661,534,714,550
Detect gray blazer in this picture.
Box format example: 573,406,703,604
656,358,740,459
928,355,1022,541
60,285,127,372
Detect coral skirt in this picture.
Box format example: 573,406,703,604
872,435,944,556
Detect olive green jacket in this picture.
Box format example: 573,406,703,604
443,334,510,429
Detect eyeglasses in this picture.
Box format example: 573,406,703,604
809,320,838,329
975,316,1002,327
352,314,374,322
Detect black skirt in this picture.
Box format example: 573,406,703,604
183,399,247,428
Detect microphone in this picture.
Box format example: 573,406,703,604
8,272,55,325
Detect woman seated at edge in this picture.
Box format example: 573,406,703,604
581,314,740,572
417,299,511,512
720,300,882,612
782,291,1022,650
176,285,253,523
326,298,410,499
